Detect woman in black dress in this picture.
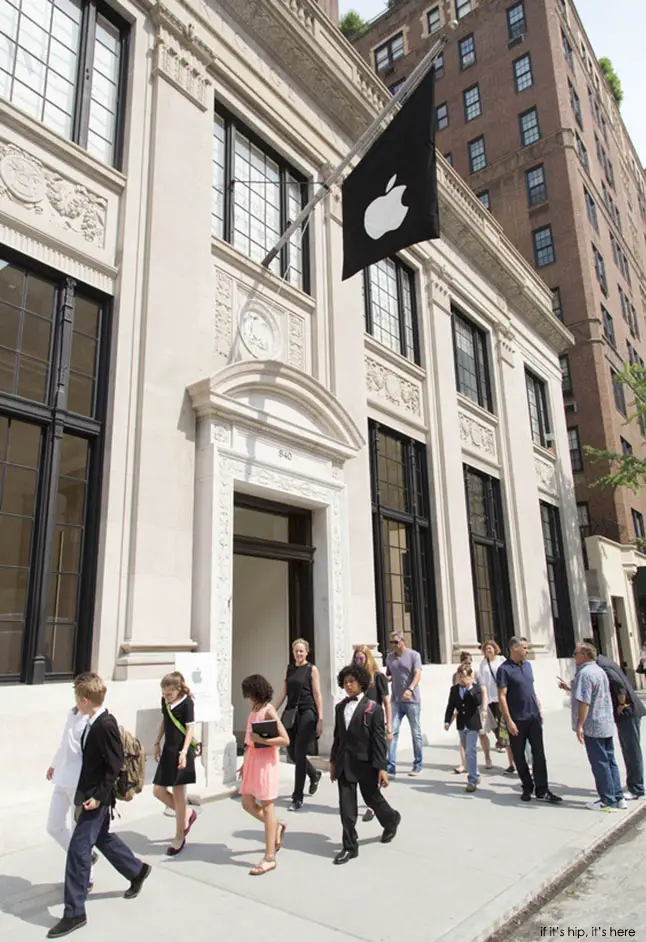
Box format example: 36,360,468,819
352,645,392,822
276,639,323,811
153,671,198,856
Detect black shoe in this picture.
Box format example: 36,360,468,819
381,810,401,844
520,791,532,802
362,807,375,822
91,851,98,866
288,799,303,812
333,849,358,865
47,916,87,939
536,790,563,804
124,863,151,899
309,771,322,796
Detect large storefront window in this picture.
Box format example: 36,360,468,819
540,501,575,658
0,253,109,683
464,466,514,648
369,422,439,663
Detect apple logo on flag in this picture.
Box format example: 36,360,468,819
192,667,203,685
364,174,409,241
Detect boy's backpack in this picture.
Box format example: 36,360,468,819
115,727,146,801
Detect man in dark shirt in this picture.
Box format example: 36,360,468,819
498,637,562,804
560,640,645,800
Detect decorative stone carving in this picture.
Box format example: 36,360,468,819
288,314,305,370
0,142,106,246
459,411,496,458
238,302,281,360
365,357,421,416
210,423,232,446
151,3,213,111
497,325,516,365
535,455,557,495
215,268,234,357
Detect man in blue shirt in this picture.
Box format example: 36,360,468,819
497,637,562,803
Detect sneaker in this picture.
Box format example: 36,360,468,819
625,792,644,800
536,790,563,804
47,915,87,939
505,766,516,776
407,769,421,777
309,771,322,796
617,798,628,810
586,800,617,813
288,800,303,812
362,808,375,822
465,783,477,793
124,863,152,899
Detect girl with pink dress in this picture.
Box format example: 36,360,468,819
238,674,290,875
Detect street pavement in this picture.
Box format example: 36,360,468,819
511,816,646,941
1,707,644,942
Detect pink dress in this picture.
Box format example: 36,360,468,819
240,705,280,801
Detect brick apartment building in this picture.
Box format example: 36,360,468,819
354,0,646,662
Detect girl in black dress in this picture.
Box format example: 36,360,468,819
153,671,198,856
352,645,393,822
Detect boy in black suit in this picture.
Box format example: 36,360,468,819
444,664,485,793
330,664,401,865
47,673,151,939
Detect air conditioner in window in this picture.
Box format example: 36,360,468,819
507,34,524,48
565,402,578,414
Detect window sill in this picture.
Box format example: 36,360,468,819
528,200,550,214
533,442,557,464
364,334,426,380
456,392,498,426
210,237,315,313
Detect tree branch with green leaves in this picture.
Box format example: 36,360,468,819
585,364,646,491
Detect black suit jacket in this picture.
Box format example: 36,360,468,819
330,696,387,784
444,684,482,732
75,711,123,807
596,654,646,721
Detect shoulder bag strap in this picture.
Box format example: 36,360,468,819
165,701,198,750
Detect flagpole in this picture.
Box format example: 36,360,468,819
261,28,454,271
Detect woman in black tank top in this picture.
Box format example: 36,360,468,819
276,638,323,811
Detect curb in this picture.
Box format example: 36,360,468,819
435,799,646,942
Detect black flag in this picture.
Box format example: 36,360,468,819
341,69,440,281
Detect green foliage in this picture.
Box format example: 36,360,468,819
585,364,646,492
599,57,624,106
339,11,366,39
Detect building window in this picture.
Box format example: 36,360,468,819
578,502,590,569
526,164,547,205
434,53,445,79
364,257,419,363
452,308,493,412
468,135,487,173
428,5,441,33
611,368,627,417
525,370,551,448
632,509,645,540
477,190,490,210
374,32,405,72
507,2,526,40
601,305,616,347
533,225,555,267
369,423,438,663
552,287,563,321
592,244,607,295
621,438,633,456
569,79,583,128
0,252,110,683
0,0,128,168
519,107,540,146
560,355,572,396
576,133,589,170
436,102,449,130
540,502,575,658
463,84,481,122
561,29,574,71
464,467,514,647
444,151,453,165
513,54,533,92
389,78,406,95
459,34,476,70
584,188,599,232
568,427,583,472
212,108,309,292
456,0,473,19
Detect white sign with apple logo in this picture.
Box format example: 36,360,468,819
175,653,220,723
363,174,409,241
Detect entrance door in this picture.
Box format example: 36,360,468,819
231,495,314,745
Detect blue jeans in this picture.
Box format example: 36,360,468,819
617,717,644,797
387,700,423,773
459,729,479,786
584,735,623,807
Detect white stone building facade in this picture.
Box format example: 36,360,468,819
0,0,588,814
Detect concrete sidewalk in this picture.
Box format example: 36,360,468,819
1,708,644,942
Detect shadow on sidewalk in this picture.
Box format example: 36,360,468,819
0,876,124,930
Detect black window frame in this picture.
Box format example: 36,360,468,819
601,304,616,347
452,308,493,412
526,164,547,206
0,247,111,684
568,426,583,472
632,509,645,540
468,135,487,173
507,2,526,40
592,243,608,295
611,368,627,417
0,0,129,171
519,107,540,146
576,133,589,170
463,84,482,122
559,355,572,396
428,5,441,34
212,103,311,294
561,29,574,71
552,287,563,321
477,190,490,210
525,369,551,448
621,438,633,456
569,79,583,128
434,53,445,79
464,466,514,649
513,54,534,92
584,188,599,232
533,225,555,268
456,0,473,19
374,31,405,72
459,34,476,70
369,422,439,664
436,101,449,130
364,257,420,364
540,502,575,658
